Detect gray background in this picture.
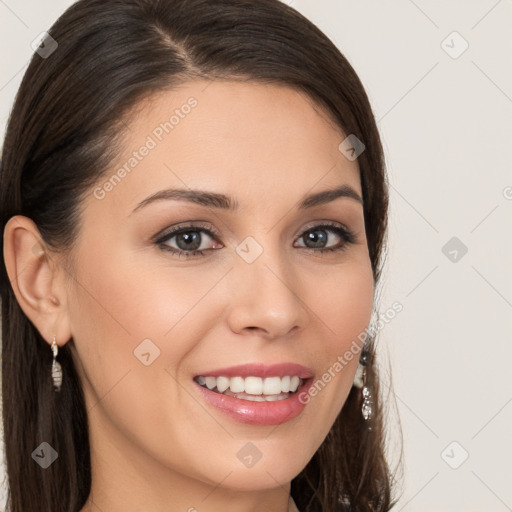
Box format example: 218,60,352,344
1,1,511,510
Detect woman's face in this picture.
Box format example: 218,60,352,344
65,80,374,495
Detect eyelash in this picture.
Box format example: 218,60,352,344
155,221,356,258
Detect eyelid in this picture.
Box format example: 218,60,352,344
154,219,351,244
293,219,352,239
153,221,221,244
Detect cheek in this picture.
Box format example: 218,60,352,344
71,243,218,336
298,259,374,430
66,250,213,441
315,260,374,354
66,248,229,388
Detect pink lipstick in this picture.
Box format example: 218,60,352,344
192,362,314,426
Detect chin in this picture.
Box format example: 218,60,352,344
215,464,304,492
201,445,311,491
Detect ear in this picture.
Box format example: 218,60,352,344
3,215,72,348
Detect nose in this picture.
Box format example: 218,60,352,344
225,242,309,340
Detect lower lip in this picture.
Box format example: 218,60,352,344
193,379,313,426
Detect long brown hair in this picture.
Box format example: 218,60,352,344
0,0,399,510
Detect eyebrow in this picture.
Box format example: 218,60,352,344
131,184,363,214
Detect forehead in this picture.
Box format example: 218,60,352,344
90,80,362,216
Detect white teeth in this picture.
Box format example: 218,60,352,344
216,376,230,393
239,393,266,402
244,376,263,395
280,375,291,393
196,375,305,396
229,376,245,393
263,376,282,395
205,376,217,390
223,390,290,402
289,376,301,393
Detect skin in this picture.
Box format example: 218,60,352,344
4,80,374,512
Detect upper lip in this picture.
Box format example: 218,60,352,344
194,362,314,379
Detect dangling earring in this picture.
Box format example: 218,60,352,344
353,350,373,422
51,335,63,392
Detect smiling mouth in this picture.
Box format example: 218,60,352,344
194,375,304,402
